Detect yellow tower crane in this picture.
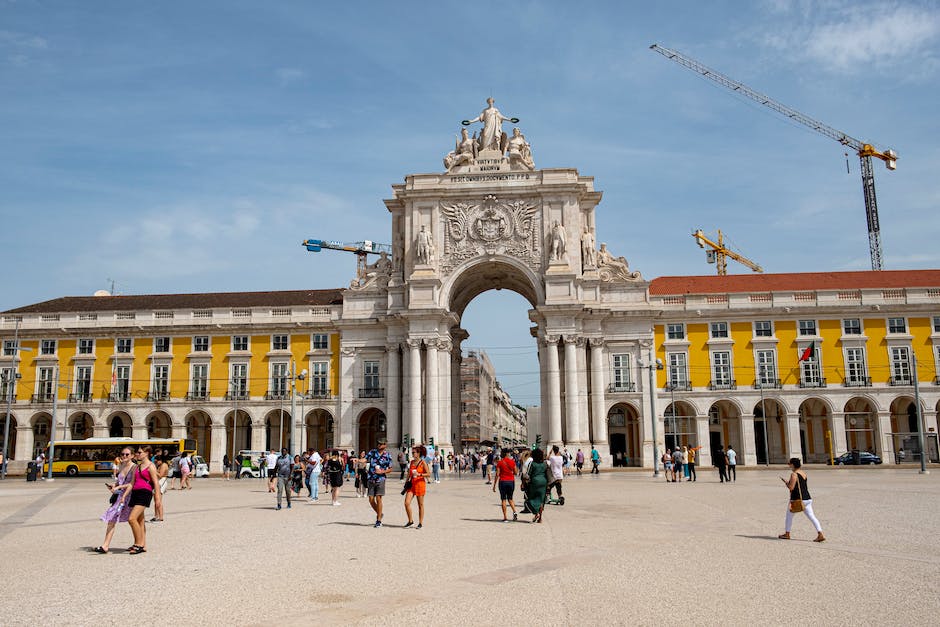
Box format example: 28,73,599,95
692,229,763,276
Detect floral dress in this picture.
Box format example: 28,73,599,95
100,468,132,523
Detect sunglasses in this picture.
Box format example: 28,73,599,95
121,453,132,457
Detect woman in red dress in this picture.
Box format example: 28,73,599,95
403,445,431,529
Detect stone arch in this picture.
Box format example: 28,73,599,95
707,399,741,461
224,409,253,460
106,412,131,438
264,409,290,452
753,398,787,464
70,411,95,440
799,397,832,463
357,407,386,453
184,410,212,460
442,255,543,318
844,397,877,453
889,395,921,434
145,410,173,439
606,402,640,467
29,412,52,456
305,408,333,452
664,399,697,451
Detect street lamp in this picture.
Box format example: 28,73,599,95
642,349,664,477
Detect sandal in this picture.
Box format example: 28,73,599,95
127,545,147,554
93,546,109,554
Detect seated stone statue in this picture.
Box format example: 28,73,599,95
506,128,535,171
597,243,641,281
444,128,477,171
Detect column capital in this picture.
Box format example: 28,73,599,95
341,346,356,357
405,338,423,349
588,337,605,348
434,338,452,352
385,343,401,353
542,334,560,346
563,335,580,346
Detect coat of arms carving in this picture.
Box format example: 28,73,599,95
440,195,540,273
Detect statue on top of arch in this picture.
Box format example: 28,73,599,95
442,98,535,172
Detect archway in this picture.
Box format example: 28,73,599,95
30,413,52,456
753,398,786,464
1,415,16,460
146,411,172,439
708,400,740,463
844,397,876,453
225,410,252,459
71,412,94,440
357,408,386,453
664,400,696,452
265,409,290,451
305,408,333,452
889,395,923,462
799,398,831,463
107,413,131,438
607,403,640,466
185,410,211,460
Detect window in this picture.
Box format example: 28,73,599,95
40,339,56,355
77,338,94,354
112,365,130,401
890,347,911,384
888,317,907,334
754,321,773,337
2,340,15,356
364,360,380,390
798,320,817,336
232,336,249,352
756,350,777,386
312,334,329,350
230,363,248,398
193,336,209,352
74,366,92,401
272,335,289,351
842,319,862,335
270,362,289,397
310,361,329,396
800,348,821,387
0,367,15,399
711,351,733,388
667,353,688,389
116,338,132,354
151,364,169,399
666,324,685,340
154,337,171,353
190,364,208,399
845,348,868,386
611,354,632,390
37,366,55,400
933,316,940,333
709,322,729,339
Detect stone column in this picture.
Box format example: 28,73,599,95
589,339,607,446
438,339,452,449
171,423,186,440
576,338,589,443
210,424,227,474
408,339,422,445
14,425,32,460
695,415,712,467
740,413,757,466
875,410,894,463
544,336,562,445
830,411,847,459
784,412,802,460
386,344,401,448
425,340,439,445
564,336,580,443
251,420,265,452
338,347,356,449
132,422,148,440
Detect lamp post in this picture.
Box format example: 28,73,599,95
644,349,664,477
911,353,929,475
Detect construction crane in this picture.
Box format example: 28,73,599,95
651,43,897,271
302,238,392,277
693,229,763,276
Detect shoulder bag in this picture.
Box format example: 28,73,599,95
789,474,805,513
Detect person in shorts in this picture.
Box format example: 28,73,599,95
493,448,518,522
663,448,674,482
365,440,392,527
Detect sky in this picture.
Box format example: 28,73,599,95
2,0,939,406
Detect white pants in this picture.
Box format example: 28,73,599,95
785,499,823,533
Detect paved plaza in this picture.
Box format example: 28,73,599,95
1,466,938,625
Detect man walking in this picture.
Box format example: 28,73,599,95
365,439,393,528
714,446,728,483
590,446,601,474
575,448,584,475
726,445,737,482
275,448,293,510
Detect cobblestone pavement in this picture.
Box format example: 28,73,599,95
1,467,938,625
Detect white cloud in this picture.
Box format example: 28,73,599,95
0,30,47,49
275,67,305,85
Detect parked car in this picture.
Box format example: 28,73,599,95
831,451,883,465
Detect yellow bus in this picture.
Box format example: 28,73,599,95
43,437,197,476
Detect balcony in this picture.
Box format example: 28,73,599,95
665,382,691,392
798,378,827,389
608,382,636,393
264,390,289,400
224,390,249,401
708,379,737,391
30,393,55,403
108,391,131,402
68,392,93,403
307,388,332,399
147,390,170,402
358,387,385,399
753,379,782,390
186,391,210,401
889,376,913,386
843,377,872,388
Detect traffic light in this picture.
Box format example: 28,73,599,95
429,437,435,447
534,434,542,450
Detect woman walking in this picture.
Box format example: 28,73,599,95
150,454,169,522
222,453,231,481
326,451,344,506
179,451,193,490
94,447,134,553
403,445,431,529
524,448,552,523
290,455,304,495
355,450,368,498
779,457,825,542
492,448,518,522
126,445,161,554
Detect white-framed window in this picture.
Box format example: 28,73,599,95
756,350,777,385
37,366,55,399
74,365,92,400
2,340,16,356
40,339,56,355
230,363,248,398
667,352,688,389
154,337,171,353
271,362,289,397
754,321,773,337
709,322,729,339
113,365,130,401
890,347,911,384
77,339,94,354
666,323,685,340
151,364,169,398
310,361,329,396
845,347,868,385
800,348,821,386
192,336,209,352
0,367,15,399
312,333,329,350
711,351,733,388
364,360,380,390
116,338,133,354
798,320,817,336
272,334,289,351
842,318,862,335
190,364,208,398
887,317,907,334
232,335,249,352
611,353,632,390
935,345,940,377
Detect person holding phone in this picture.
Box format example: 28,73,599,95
779,457,825,542
403,445,431,529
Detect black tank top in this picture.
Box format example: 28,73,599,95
789,473,811,501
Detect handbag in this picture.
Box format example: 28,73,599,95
400,479,412,495
789,474,805,513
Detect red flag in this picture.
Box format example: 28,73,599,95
799,342,815,362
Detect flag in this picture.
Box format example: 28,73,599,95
111,367,117,386
799,342,815,362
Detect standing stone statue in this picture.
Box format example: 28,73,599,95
462,98,518,152
549,221,567,262
581,227,596,268
416,225,434,264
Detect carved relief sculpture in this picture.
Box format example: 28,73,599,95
439,195,541,273
416,225,434,264
549,220,567,262
581,227,596,268
597,242,642,282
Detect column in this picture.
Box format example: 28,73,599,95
14,425,32,460
210,424,227,474
564,336,580,443
439,340,452,449
695,415,712,467
544,337,562,445
250,419,265,452
740,413,757,466
589,339,607,445
171,423,186,440
132,422,148,439
386,344,401,449
576,338,589,443
425,340,439,445
408,339,422,444
338,348,356,449
875,410,894,463
785,412,802,460
831,411,847,459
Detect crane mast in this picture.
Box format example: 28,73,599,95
651,43,897,271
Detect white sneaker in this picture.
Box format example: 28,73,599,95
333,501,341,506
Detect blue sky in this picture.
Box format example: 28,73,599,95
2,0,939,405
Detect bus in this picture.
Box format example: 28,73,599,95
43,437,197,476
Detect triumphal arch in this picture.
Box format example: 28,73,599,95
336,99,658,463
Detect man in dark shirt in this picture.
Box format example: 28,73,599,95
275,448,293,510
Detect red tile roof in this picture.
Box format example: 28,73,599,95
3,289,344,314
649,270,940,295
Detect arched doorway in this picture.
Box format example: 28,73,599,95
146,411,172,439
798,398,831,463
357,408,386,453
71,412,94,440
107,413,131,438
185,411,211,460
664,400,696,452
265,409,290,451
225,410,252,460
844,397,876,453
607,403,640,466
889,396,922,461
708,400,740,463
1,415,16,460
753,398,786,464
31,413,52,456
305,408,332,452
